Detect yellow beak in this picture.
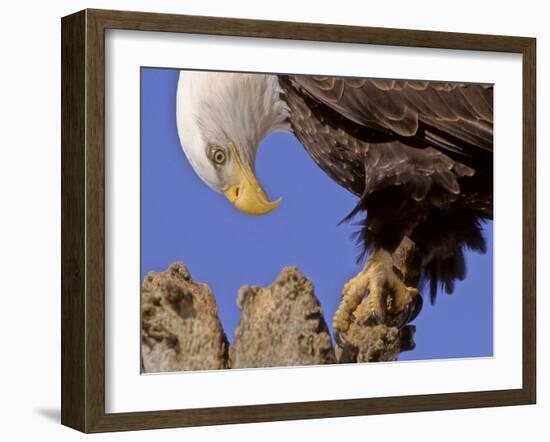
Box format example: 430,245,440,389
223,142,281,216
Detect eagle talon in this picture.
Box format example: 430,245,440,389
335,248,422,335
406,290,423,324
388,286,422,328
402,303,414,328
392,302,413,329
334,330,349,347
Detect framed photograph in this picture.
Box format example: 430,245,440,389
61,9,536,433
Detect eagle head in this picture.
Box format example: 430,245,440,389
176,71,290,215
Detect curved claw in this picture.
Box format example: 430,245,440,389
398,290,423,327
389,289,423,328
407,291,423,323
334,330,348,347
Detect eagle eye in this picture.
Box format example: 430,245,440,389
210,147,227,166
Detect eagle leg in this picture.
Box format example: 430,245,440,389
333,248,421,344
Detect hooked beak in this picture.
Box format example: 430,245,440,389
223,142,281,216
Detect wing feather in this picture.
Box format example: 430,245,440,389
290,76,493,153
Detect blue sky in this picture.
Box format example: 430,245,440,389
141,67,493,361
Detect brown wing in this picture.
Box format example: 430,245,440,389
279,76,491,205
289,76,493,156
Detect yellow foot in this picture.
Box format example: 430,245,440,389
333,249,421,343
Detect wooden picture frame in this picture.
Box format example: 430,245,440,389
61,8,536,433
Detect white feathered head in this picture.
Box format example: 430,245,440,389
176,71,290,215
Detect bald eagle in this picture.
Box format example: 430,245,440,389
176,71,492,340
